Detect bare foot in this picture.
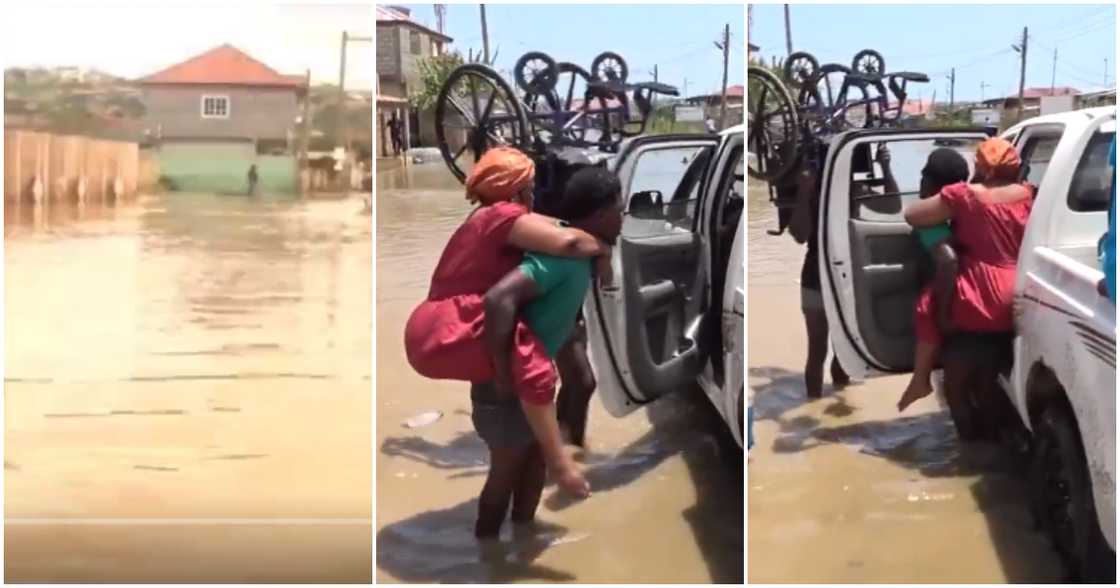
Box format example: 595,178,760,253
897,379,933,412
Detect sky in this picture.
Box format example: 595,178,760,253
1,3,374,89
749,3,1117,102
397,3,744,98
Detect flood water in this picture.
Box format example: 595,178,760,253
376,162,743,583
746,176,1065,582
4,193,372,582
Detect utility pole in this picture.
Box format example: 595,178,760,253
783,4,793,56
1051,47,1057,92
683,78,688,99
718,23,730,130
981,80,991,101
336,31,372,190
947,68,955,113
299,69,311,170
434,4,446,34
650,65,658,83
480,4,491,65
1013,26,1028,122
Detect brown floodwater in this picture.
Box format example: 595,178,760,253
375,162,743,584
4,193,372,582
746,178,1064,582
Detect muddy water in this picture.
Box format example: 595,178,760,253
376,163,743,583
4,193,372,582
746,178,1064,582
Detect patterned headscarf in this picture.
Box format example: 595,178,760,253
464,147,535,205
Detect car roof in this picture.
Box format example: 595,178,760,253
721,124,744,137
1015,106,1115,128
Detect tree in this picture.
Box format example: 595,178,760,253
408,51,465,112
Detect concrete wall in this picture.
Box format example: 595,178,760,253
376,24,401,78
4,129,142,203
141,84,300,143
157,139,297,194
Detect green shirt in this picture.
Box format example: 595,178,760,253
518,253,592,357
916,223,952,251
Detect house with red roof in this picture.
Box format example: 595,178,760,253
138,44,307,193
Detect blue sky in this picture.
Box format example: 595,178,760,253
397,4,744,97
749,3,1116,102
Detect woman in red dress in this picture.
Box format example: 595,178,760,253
898,138,1035,412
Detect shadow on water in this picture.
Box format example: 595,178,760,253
377,390,743,583
750,365,1063,582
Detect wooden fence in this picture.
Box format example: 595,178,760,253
3,129,152,204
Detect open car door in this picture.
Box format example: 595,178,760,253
819,129,988,379
586,134,721,417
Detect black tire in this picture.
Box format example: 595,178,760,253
852,49,885,77
783,51,819,88
514,51,558,95
434,63,530,183
591,51,628,83
747,66,799,182
1032,403,1116,583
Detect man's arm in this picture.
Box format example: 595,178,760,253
930,241,959,333
482,268,589,496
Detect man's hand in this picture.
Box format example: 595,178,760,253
875,144,891,167
595,252,613,286
554,460,591,498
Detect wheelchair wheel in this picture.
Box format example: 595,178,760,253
514,51,559,95
783,51,819,89
852,49,886,77
591,51,628,83
435,63,530,183
747,66,799,182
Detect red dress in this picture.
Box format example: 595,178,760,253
914,181,1035,345
403,202,556,404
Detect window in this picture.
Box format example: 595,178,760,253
1068,130,1115,213
201,95,230,119
1015,124,1064,186
409,30,421,55
849,137,983,222
623,145,713,238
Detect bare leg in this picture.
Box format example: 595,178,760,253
898,340,939,412
476,445,528,538
555,332,595,447
511,443,547,524
803,306,829,398
942,355,981,441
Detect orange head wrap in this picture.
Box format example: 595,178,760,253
974,137,1021,182
464,147,535,205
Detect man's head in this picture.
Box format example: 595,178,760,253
919,148,970,198
554,165,623,243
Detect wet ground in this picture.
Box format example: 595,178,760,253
4,193,372,582
746,179,1064,582
375,163,743,583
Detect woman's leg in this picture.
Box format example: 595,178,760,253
942,355,982,441
511,442,548,524
476,445,528,538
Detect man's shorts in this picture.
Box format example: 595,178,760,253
801,287,824,313
470,382,535,449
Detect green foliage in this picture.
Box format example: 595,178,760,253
408,52,466,112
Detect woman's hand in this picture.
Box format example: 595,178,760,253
554,459,591,498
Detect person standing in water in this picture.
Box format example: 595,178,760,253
247,164,259,196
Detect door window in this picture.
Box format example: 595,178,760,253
1068,130,1116,213
623,145,713,238
850,138,982,222
1016,125,1064,186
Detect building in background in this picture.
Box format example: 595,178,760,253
376,5,453,156
684,84,744,127
138,44,307,194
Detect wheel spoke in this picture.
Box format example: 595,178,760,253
467,76,482,121
446,94,477,126
452,142,469,162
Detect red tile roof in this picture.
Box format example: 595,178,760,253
139,44,304,88
377,5,452,42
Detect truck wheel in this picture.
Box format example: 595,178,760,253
1033,404,1116,582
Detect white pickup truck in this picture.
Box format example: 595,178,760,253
812,107,1115,581
999,107,1115,582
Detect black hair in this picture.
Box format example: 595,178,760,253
921,148,970,189
555,165,621,221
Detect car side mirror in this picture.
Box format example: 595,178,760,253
628,190,664,217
